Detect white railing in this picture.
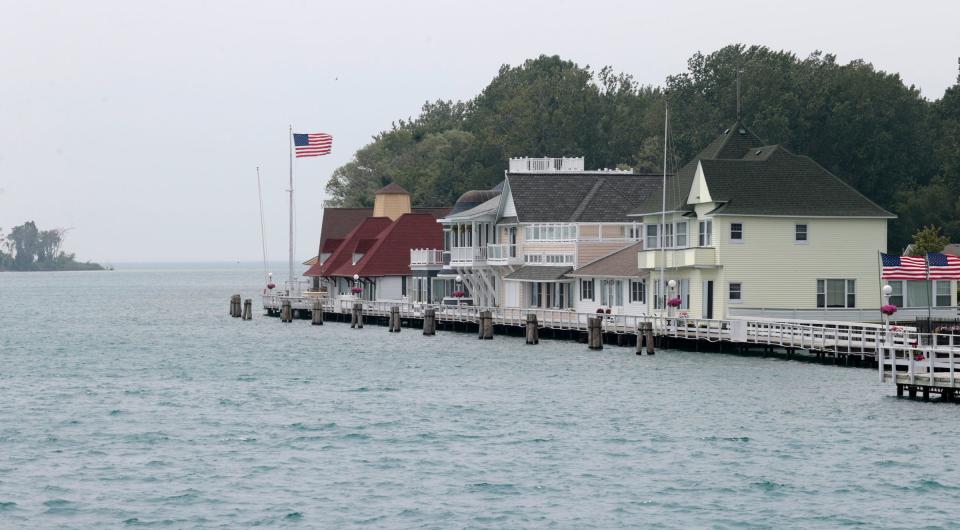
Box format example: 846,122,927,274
449,246,487,266
730,306,960,323
410,248,444,266
487,244,520,265
509,157,584,173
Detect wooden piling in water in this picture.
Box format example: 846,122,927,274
312,299,324,326
389,306,401,332
587,317,602,350
478,310,493,340
525,313,539,345
242,298,252,320
351,302,363,329
637,321,654,355
230,294,242,318
423,308,436,336
280,299,292,323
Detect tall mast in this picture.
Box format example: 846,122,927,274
288,124,295,288
256,166,269,283
660,103,668,311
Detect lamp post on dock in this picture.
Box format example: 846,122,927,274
881,284,893,382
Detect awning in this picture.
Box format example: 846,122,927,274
504,266,573,283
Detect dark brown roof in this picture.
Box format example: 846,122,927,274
375,182,410,195
568,243,642,278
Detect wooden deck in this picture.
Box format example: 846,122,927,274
261,294,960,399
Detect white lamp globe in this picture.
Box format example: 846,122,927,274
882,284,893,296
353,274,360,281
456,275,463,283
668,279,677,289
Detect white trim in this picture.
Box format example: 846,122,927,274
710,213,896,219
728,281,743,304
794,223,809,245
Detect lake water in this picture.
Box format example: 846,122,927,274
0,264,958,528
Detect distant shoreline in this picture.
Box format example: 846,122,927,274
0,263,109,272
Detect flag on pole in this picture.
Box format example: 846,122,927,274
293,132,333,157
926,252,960,279
880,253,927,279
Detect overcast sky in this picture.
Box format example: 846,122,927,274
2,0,958,265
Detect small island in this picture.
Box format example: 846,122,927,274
0,221,105,271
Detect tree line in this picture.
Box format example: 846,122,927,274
0,221,104,271
325,45,960,253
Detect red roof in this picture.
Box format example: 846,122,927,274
305,217,392,277
313,207,449,262
308,213,443,278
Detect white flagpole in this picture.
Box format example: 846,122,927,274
288,125,295,290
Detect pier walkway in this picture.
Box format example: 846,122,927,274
262,294,960,400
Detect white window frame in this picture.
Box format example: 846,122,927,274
730,222,744,243
630,279,646,303
698,219,713,247
816,278,856,308
795,223,809,244
936,280,952,307
580,278,595,301
675,221,688,248
646,224,659,249
728,282,743,304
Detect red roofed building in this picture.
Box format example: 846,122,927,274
304,183,449,300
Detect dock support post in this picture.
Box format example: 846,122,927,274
922,387,930,401
351,302,363,329
230,294,242,318
525,313,539,345
896,384,903,398
242,298,252,320
280,300,292,323
588,317,602,350
389,306,401,332
311,299,324,326
423,308,436,336
637,322,655,355
478,310,493,340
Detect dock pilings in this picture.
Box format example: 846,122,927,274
350,302,363,329
389,306,402,332
280,299,292,323
230,295,242,318
423,308,436,335
478,310,493,340
637,321,654,355
587,317,603,350
312,299,324,326
525,313,539,345
242,298,252,320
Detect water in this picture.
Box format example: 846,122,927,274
0,264,958,528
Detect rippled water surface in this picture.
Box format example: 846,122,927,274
1,264,958,528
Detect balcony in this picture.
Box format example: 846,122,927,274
449,246,487,267
638,247,718,269
410,248,445,268
487,244,522,266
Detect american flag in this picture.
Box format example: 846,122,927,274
881,253,927,279
293,132,333,157
927,252,960,279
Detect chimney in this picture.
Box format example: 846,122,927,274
372,182,412,221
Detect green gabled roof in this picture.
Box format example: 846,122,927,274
698,147,894,217
630,121,764,216
630,121,894,219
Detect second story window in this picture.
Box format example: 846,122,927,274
730,222,743,242
675,222,688,247
698,220,712,246
662,223,674,248
729,282,742,303
795,224,808,243
646,224,659,249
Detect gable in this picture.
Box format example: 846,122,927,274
686,161,713,205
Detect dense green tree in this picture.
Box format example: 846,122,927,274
907,225,950,256
324,46,959,252
0,221,102,271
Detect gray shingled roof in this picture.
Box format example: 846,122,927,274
507,173,661,223
699,147,893,217
504,266,573,282
629,121,894,218
567,243,643,278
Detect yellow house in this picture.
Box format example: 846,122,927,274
630,122,912,321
